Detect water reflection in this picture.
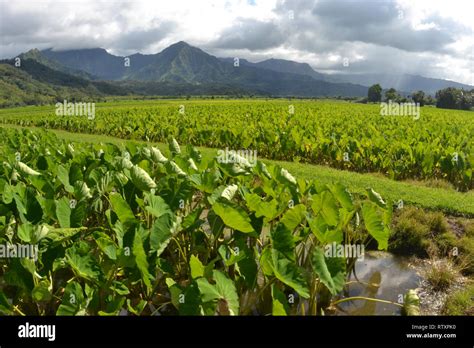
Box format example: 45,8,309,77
336,251,421,315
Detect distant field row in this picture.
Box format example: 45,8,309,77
2,124,472,216
0,99,472,190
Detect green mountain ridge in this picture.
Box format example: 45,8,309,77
3,41,472,105
38,41,368,97
19,49,96,80
0,59,129,108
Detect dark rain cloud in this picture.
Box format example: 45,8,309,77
111,22,176,53
210,18,286,50
310,0,461,53
267,0,467,55
0,1,176,58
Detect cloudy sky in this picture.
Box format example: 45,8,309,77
0,0,473,84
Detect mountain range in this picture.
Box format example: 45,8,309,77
220,55,471,95
39,41,368,97
1,41,472,107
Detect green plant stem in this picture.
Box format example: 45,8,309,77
13,305,26,316
150,301,171,316
172,237,186,272
332,296,403,307
254,278,275,305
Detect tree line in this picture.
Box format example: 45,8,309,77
367,84,474,110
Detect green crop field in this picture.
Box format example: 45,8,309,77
1,99,472,190
0,127,394,315
0,99,472,317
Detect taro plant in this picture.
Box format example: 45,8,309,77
0,100,471,190
0,128,416,316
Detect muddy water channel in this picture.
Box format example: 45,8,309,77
335,251,421,315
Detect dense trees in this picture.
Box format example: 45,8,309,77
384,88,400,102
368,84,382,102
411,90,425,106
366,84,472,111
435,87,473,110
